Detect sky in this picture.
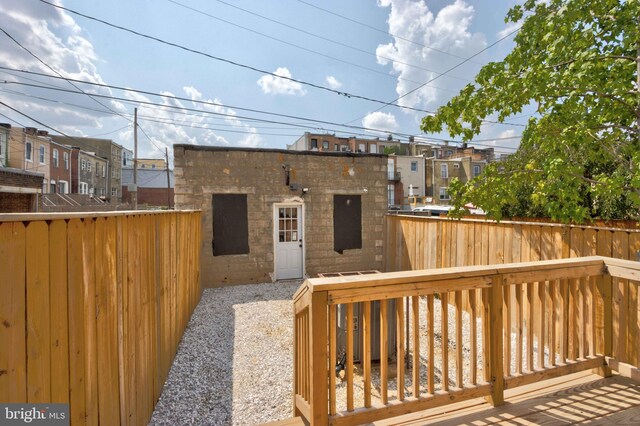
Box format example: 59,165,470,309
0,0,531,164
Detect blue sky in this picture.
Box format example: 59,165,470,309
0,0,528,163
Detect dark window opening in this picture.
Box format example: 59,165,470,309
333,195,362,254
212,194,249,256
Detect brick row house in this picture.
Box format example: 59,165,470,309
0,125,126,212
288,132,495,209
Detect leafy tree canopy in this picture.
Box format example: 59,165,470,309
421,0,640,223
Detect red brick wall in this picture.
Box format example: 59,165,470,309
122,187,174,208
0,168,42,188
0,193,35,212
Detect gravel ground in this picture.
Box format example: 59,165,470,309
150,284,548,425
149,280,301,426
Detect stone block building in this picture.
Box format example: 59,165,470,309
174,145,388,287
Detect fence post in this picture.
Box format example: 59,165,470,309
483,275,504,406
309,290,329,425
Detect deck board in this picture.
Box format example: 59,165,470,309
373,371,640,425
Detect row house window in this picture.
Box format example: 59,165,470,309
81,159,86,170
39,145,46,164
473,165,481,177
87,161,92,172
63,152,69,170
53,149,59,167
441,164,448,179
25,141,32,161
439,187,450,200
79,182,88,194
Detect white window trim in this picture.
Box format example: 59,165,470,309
39,145,46,165
25,141,33,162
63,152,69,170
439,187,450,200
441,164,448,179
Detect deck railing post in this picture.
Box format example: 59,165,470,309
593,269,613,377
483,274,504,406
309,290,329,425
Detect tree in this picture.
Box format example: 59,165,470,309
421,0,640,223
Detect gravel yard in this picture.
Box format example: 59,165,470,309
150,282,545,425
149,281,301,426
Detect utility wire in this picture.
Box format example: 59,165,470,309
0,78,520,151
294,0,475,62
0,100,75,138
168,0,471,86
347,25,522,124
37,0,442,115
37,0,523,131
0,26,131,124
0,67,527,141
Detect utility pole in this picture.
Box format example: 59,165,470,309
165,147,172,209
133,107,138,210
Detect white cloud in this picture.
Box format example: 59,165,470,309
376,0,486,110
325,75,342,90
0,2,265,162
257,67,306,96
362,112,400,135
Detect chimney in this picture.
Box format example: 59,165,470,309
0,123,11,130
25,127,37,135
37,130,49,137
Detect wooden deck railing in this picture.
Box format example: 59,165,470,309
293,256,640,425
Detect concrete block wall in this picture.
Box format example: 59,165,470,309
174,145,388,287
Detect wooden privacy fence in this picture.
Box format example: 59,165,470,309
384,215,640,271
385,216,640,346
293,256,640,425
0,210,201,426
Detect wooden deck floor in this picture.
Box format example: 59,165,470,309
373,371,640,425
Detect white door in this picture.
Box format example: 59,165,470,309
275,205,303,280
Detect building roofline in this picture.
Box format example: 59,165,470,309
0,167,45,178
174,144,388,158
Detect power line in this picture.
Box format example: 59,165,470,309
0,77,520,151
347,25,523,124
0,100,75,138
167,0,471,86
0,67,526,144
0,26,131,124
294,0,477,63
38,0,444,116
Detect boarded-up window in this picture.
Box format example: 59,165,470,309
333,195,362,254
212,194,249,256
